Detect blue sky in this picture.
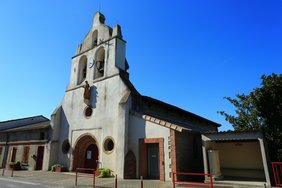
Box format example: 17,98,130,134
0,0,281,131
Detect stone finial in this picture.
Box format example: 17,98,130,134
112,24,123,39
92,12,105,27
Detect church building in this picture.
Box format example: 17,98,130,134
0,12,272,186
47,12,220,181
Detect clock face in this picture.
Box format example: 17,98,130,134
89,59,94,68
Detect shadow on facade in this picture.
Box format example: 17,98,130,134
58,108,71,167
90,85,97,109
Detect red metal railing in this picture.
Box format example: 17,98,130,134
272,162,282,187
1,164,15,177
172,172,213,188
75,168,96,188
140,176,143,188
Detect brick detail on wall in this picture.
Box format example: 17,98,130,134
132,112,184,132
170,130,177,180
139,138,165,181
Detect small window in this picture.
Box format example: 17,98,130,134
62,139,70,154
84,106,93,117
11,147,17,162
40,132,45,140
103,137,115,154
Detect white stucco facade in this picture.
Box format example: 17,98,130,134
50,12,130,177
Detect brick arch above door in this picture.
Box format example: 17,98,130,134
72,134,99,171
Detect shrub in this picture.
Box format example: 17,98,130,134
9,161,21,170
97,168,114,178
51,164,61,172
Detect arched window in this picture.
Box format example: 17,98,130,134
92,30,98,47
94,47,105,79
77,56,87,85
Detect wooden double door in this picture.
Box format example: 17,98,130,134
84,144,99,170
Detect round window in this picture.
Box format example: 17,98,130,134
84,106,93,117
103,137,115,154
62,139,70,154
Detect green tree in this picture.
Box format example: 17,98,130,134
219,73,282,161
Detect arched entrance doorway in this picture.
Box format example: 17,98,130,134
73,134,99,171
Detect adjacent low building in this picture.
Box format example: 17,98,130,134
0,116,50,171
202,131,271,187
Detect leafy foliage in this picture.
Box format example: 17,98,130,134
51,164,62,171
97,168,114,178
219,73,282,161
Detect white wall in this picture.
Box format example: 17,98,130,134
128,115,171,180
216,142,265,178
54,74,129,176
202,138,265,179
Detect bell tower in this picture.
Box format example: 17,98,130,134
51,12,132,177
68,12,128,89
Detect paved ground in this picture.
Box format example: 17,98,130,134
0,170,175,188
0,169,267,188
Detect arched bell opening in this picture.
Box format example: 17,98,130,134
94,47,105,79
77,55,87,85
